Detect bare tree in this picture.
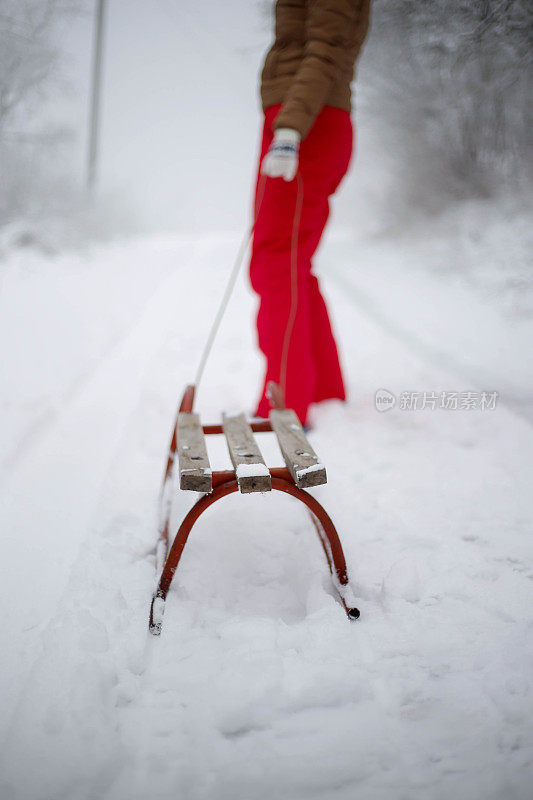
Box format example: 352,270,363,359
361,0,533,206
0,0,83,223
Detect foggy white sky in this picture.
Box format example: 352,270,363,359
58,0,380,234
62,1,269,231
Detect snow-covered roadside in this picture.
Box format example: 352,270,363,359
322,199,533,424
1,228,532,800
0,235,203,482
0,235,262,733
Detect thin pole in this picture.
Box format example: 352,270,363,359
87,0,106,193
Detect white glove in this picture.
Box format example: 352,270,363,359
260,128,300,181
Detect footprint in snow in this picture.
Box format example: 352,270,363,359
77,609,110,654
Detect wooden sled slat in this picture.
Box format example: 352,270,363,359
269,409,327,488
177,412,212,492
222,412,272,493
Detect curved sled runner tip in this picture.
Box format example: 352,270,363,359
150,472,359,635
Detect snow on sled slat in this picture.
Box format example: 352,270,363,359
177,412,212,492
269,409,327,488
222,412,272,493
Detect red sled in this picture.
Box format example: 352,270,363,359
149,381,360,634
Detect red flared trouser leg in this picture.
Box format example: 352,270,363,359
249,104,353,426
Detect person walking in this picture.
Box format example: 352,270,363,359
249,0,371,427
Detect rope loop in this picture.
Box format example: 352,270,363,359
194,169,304,411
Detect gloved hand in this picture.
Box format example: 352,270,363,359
260,128,300,181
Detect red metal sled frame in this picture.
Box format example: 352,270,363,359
150,384,359,634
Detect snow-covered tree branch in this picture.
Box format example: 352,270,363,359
360,0,532,206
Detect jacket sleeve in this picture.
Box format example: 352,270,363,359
273,0,365,139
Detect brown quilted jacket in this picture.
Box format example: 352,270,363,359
260,0,371,139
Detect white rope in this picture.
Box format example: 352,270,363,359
279,171,304,400
194,227,253,390
193,169,304,407
193,174,268,397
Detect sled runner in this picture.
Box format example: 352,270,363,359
149,381,360,634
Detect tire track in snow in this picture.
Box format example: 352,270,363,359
326,259,533,426
0,238,212,740
0,232,263,800
0,238,204,484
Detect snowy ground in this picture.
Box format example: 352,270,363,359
1,217,532,800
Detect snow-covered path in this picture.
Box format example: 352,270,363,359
1,233,532,800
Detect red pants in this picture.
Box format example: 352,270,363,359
249,104,353,426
